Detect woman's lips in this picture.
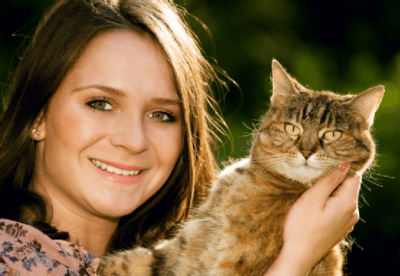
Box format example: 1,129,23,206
94,158,143,171
91,158,144,184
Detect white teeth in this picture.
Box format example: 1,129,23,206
122,170,129,176
114,168,122,175
92,159,140,176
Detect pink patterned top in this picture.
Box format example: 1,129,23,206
0,219,100,276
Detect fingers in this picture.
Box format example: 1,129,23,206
327,173,361,230
331,173,362,201
305,163,351,206
330,174,362,218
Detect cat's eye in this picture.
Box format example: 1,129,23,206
323,131,342,141
285,123,300,136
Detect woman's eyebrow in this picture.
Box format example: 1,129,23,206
151,98,181,105
72,85,180,105
72,85,126,97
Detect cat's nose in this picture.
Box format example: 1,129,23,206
300,150,314,159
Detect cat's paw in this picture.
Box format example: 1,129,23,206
97,247,154,276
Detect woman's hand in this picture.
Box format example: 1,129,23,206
264,164,361,276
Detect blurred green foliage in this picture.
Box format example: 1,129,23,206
1,0,399,274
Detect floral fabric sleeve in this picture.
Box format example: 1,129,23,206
0,219,100,276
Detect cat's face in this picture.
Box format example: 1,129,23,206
251,60,384,186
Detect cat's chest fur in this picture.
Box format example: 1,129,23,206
201,158,306,227
145,159,309,276
189,158,307,274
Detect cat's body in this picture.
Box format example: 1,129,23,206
98,60,384,276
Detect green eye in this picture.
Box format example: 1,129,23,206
86,97,113,112
149,111,176,123
324,130,342,141
92,101,112,110
285,123,300,136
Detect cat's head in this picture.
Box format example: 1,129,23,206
250,60,384,186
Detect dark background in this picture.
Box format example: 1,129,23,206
1,0,399,274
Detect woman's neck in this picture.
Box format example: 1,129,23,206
50,197,119,256
32,181,119,256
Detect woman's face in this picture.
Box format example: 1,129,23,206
33,30,183,221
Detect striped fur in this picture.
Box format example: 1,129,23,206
97,60,384,276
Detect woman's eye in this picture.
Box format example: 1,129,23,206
87,99,113,112
149,111,175,123
285,123,300,136
323,130,342,141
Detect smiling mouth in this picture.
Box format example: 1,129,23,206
91,159,142,176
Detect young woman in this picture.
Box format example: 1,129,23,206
0,0,360,275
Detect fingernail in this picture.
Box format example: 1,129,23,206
339,163,350,171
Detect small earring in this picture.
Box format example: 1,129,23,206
32,129,40,139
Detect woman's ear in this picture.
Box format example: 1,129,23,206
30,112,46,141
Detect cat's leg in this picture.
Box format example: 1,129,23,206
205,235,278,276
308,245,343,276
208,258,268,276
97,247,155,276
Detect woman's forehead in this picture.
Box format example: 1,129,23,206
60,30,178,101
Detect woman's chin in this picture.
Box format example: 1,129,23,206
86,195,143,220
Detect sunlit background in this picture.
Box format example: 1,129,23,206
1,0,399,274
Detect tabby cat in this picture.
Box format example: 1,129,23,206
98,60,384,276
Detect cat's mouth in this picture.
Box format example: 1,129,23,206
291,159,320,170
303,162,318,168
297,163,321,170
283,162,326,186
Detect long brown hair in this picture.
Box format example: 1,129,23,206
0,0,227,252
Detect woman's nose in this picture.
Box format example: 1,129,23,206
110,114,149,153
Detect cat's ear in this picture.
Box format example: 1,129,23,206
271,59,299,106
349,85,384,128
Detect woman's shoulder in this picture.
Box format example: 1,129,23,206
0,218,100,275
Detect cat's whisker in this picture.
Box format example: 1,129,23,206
240,134,256,138
251,156,282,161
250,159,283,164
367,171,394,179
358,188,369,206
357,169,385,188
360,181,372,191
242,122,256,132
361,177,383,188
